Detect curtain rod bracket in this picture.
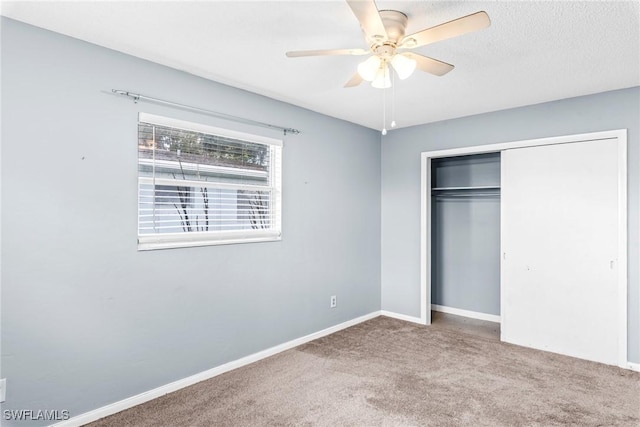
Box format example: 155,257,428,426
111,89,300,135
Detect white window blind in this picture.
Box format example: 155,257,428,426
137,113,282,250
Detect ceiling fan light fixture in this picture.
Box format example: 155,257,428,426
371,63,391,89
390,53,417,80
357,56,381,81
287,3,491,90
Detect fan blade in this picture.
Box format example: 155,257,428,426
401,11,490,48
286,48,369,58
404,52,454,76
346,0,388,43
344,73,364,88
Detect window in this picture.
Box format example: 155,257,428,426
137,113,282,250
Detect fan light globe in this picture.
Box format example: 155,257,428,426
390,53,417,80
357,56,381,82
371,64,391,89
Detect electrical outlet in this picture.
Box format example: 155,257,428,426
0,378,6,403
330,295,337,308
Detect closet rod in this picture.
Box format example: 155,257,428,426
432,186,500,191
112,89,301,136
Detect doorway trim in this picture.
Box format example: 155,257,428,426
420,129,628,368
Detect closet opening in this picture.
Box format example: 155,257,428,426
430,152,501,339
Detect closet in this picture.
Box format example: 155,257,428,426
430,153,501,319
424,130,627,367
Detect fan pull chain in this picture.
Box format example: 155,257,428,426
382,68,387,136
391,70,396,128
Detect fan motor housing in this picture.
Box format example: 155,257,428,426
379,10,408,43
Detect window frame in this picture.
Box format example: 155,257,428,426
137,112,282,251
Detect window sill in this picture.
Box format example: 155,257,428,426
138,231,281,251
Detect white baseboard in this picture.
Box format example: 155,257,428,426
51,311,381,427
627,362,640,372
431,304,501,323
380,310,426,325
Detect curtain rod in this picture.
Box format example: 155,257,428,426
112,89,300,135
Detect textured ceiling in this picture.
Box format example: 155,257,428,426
2,1,639,131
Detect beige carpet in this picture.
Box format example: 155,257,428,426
89,315,640,426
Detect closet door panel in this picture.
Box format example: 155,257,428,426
501,139,619,365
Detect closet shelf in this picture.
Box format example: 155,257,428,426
432,186,501,191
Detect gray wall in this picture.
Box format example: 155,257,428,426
381,86,640,363
0,18,381,425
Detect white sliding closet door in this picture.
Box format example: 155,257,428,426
501,139,621,365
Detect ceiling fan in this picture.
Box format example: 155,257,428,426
286,0,491,88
